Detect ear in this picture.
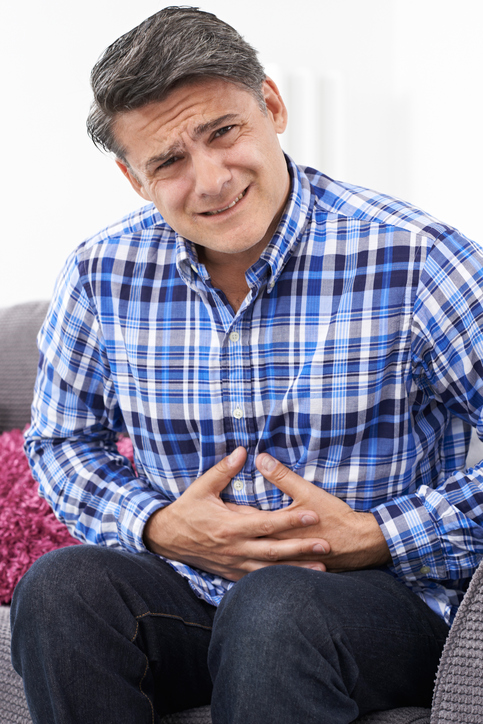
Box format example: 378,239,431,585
115,159,151,201
262,77,288,135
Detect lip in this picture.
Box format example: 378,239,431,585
198,187,249,217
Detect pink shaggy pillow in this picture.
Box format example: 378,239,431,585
0,428,135,605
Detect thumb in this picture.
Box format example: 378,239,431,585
194,446,248,496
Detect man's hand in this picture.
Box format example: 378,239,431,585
143,447,331,581
254,453,392,572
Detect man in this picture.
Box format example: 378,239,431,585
10,6,483,723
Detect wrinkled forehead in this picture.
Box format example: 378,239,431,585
112,77,261,164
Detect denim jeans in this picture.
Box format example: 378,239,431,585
11,545,449,724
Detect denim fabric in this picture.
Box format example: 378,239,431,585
11,547,449,724
11,546,216,723
209,566,449,724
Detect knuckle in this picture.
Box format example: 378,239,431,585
260,517,276,535
271,465,288,483
214,457,229,475
217,524,232,541
266,545,280,562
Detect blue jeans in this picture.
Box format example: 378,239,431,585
10,545,449,723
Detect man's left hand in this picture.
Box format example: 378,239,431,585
230,454,392,572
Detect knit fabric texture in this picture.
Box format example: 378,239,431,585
0,606,31,723
159,705,431,723
0,301,49,434
430,556,483,723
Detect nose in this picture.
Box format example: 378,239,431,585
191,150,232,197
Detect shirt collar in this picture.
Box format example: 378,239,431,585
175,154,313,291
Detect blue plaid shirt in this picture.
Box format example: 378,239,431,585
26,156,483,624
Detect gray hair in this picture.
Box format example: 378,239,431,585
86,6,267,159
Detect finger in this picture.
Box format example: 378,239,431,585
194,447,248,496
256,453,311,499
224,502,258,514
218,558,327,583
228,504,324,541
244,560,327,574
243,534,330,561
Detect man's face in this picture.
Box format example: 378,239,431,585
114,77,290,259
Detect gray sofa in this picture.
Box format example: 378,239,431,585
1,300,482,724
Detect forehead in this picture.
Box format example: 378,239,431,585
113,78,260,163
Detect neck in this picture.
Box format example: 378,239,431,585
197,243,267,313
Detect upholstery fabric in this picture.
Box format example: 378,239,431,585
0,301,49,433
0,606,31,723
430,555,483,723
159,706,431,723
357,710,430,724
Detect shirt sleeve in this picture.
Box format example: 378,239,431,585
373,228,483,582
24,250,170,553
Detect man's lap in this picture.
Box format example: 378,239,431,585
11,547,449,722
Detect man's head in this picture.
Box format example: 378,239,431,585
87,6,267,160
87,6,290,260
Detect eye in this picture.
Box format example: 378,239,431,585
157,156,180,171
213,125,234,139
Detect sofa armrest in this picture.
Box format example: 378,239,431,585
430,557,483,723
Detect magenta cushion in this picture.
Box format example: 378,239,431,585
0,428,134,605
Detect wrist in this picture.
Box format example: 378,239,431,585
354,511,392,567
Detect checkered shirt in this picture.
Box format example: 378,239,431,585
25,156,483,624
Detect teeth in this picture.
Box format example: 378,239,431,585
205,190,245,215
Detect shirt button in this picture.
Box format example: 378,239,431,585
233,480,244,491
190,264,198,273
420,566,431,575
233,407,244,419
229,331,240,342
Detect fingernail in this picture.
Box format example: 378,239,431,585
313,543,327,554
301,515,317,526
259,454,276,472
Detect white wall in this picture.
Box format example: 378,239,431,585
1,0,482,308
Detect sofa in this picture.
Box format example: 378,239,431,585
0,300,482,724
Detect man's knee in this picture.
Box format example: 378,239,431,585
12,545,116,615
212,565,335,647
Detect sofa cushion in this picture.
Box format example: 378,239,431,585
0,301,50,433
0,606,31,723
159,706,430,723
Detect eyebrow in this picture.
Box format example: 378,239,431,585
143,113,239,172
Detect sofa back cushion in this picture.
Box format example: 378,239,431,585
0,301,50,433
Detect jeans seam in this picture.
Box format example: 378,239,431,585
138,653,155,724
131,610,213,723
134,610,213,632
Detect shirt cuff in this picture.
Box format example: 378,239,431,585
116,485,171,553
372,492,447,581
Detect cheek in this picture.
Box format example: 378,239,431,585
149,182,187,221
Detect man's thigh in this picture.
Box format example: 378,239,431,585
209,566,450,723
11,545,216,719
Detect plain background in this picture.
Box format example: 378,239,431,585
1,0,482,308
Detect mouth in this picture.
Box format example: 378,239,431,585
201,188,248,216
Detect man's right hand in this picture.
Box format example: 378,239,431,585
143,447,330,581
